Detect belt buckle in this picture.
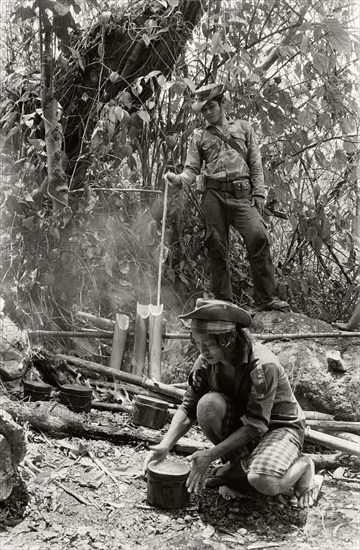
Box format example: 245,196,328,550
233,180,242,190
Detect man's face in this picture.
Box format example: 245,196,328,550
201,99,223,125
192,332,225,364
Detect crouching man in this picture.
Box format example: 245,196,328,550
143,299,317,507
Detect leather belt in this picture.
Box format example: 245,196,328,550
204,176,251,197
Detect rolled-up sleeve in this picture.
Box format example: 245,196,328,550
180,133,202,187
178,386,200,420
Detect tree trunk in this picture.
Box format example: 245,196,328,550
40,10,69,211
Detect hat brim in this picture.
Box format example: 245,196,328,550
179,301,251,328
191,100,208,113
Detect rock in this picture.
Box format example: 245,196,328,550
251,310,360,421
326,350,347,372
0,409,26,500
0,315,30,380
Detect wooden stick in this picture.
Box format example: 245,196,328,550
303,411,334,420
74,311,115,330
70,188,163,194
27,328,360,342
28,329,114,338
91,401,131,413
109,313,129,370
157,177,169,307
131,303,149,376
86,449,121,487
305,427,360,457
23,457,97,508
257,331,360,342
55,354,185,402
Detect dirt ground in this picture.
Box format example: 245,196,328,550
1,411,360,550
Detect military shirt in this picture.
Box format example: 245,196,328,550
180,119,266,197
179,348,306,440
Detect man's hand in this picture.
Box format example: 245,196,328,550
251,195,265,215
166,171,182,189
143,443,169,476
186,449,213,494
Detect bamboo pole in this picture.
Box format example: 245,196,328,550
306,420,360,435
109,313,129,370
148,304,163,381
27,328,360,341
131,303,150,376
305,427,360,457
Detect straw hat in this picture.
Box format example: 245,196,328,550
179,298,251,327
191,83,226,113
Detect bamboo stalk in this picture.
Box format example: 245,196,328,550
148,304,163,381
304,411,334,420
27,328,360,342
131,303,149,376
109,313,129,370
74,311,115,330
305,427,360,457
306,420,360,435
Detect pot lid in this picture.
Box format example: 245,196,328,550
147,460,190,480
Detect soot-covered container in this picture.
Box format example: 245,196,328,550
23,380,53,401
59,384,93,413
131,394,168,429
147,460,190,509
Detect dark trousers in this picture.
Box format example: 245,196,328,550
202,189,277,306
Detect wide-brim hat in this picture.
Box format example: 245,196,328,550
179,298,251,327
191,84,226,113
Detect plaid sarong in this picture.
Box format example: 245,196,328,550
219,397,301,472
219,394,260,461
244,427,302,478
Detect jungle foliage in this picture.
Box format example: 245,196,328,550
0,0,359,333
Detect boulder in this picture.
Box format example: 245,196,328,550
0,315,30,380
251,310,360,421
0,409,26,500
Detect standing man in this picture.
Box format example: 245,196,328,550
333,298,360,331
167,83,288,311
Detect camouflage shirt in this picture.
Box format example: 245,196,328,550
180,119,266,197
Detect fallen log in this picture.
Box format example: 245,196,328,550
0,398,204,455
306,427,360,457
55,354,185,402
306,420,360,435
2,398,360,471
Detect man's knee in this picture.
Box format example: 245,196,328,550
197,392,227,430
248,472,282,497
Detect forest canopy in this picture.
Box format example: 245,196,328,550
0,0,359,331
